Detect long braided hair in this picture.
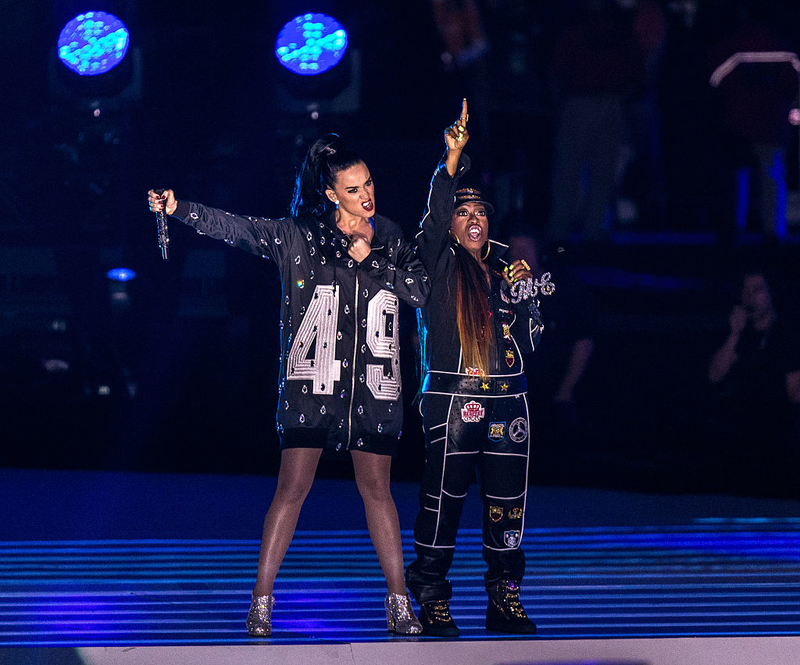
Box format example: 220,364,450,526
452,242,494,376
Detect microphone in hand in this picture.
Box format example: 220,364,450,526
153,188,170,261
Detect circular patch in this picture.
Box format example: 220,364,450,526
509,417,528,443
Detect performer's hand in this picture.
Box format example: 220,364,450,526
148,189,177,217
347,234,372,263
503,259,532,288
444,98,469,152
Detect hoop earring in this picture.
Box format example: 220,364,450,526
482,242,490,261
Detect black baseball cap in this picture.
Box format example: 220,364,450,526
454,187,494,215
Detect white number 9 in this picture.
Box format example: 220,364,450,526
287,286,400,400
366,290,401,401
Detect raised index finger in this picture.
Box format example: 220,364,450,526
460,98,468,124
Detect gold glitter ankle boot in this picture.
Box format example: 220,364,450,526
385,592,423,635
246,594,275,637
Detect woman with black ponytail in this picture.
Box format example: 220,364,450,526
148,134,426,636
406,100,553,636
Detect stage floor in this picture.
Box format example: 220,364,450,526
1,468,799,663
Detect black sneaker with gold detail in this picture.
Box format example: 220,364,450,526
419,599,460,637
485,580,537,634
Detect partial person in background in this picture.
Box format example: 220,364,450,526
546,0,644,246
615,0,668,229
706,265,800,495
707,0,799,243
148,134,427,637
504,224,596,483
432,0,488,74
430,0,492,166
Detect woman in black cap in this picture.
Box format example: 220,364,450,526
147,133,425,636
406,100,553,636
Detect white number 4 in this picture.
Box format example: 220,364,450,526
287,285,401,400
286,285,341,394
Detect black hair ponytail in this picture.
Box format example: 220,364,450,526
290,133,363,217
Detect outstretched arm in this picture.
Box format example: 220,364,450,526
146,189,293,262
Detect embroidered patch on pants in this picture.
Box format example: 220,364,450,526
509,417,528,442
461,400,485,422
488,422,506,441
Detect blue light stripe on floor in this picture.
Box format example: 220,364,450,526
2,523,799,646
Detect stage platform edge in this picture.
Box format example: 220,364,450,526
2,636,799,665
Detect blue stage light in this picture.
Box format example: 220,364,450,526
106,268,136,282
275,13,348,76
57,11,130,76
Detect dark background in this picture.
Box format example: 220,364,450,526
1,0,799,499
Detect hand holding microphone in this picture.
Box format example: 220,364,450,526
148,189,176,260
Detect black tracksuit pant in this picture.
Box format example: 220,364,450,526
406,388,530,603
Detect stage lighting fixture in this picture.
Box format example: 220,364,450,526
275,13,348,76
106,268,136,282
57,11,130,76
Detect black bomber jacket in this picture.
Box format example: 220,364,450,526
414,154,544,387
171,200,429,450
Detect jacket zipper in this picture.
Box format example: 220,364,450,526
346,271,360,449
